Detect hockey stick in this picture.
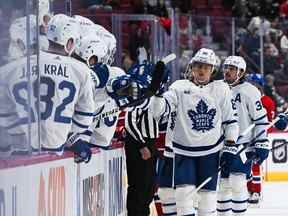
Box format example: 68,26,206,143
191,110,288,195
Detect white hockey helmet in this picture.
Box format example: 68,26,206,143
102,32,117,65
185,48,217,80
8,15,37,60
47,14,80,55
223,55,247,86
73,15,95,38
75,34,109,67
190,48,217,66
91,24,117,65
223,55,246,72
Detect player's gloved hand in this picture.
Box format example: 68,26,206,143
220,142,238,171
274,113,288,130
65,133,92,163
90,63,110,88
149,61,170,95
254,142,270,165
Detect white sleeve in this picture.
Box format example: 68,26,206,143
221,85,239,142
71,71,95,140
149,85,178,119
246,90,270,149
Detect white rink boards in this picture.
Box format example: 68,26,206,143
247,182,288,216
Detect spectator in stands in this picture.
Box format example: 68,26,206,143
232,0,250,18
280,30,288,54
84,0,113,11
128,21,150,62
263,43,281,75
280,0,288,17
239,23,261,73
264,74,288,112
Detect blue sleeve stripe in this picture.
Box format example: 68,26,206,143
252,114,267,122
165,146,173,152
6,118,29,129
75,110,95,116
222,120,237,125
255,139,269,143
0,112,18,117
72,119,89,129
255,122,269,126
94,105,105,116
80,130,93,136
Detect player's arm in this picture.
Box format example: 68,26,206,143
70,70,95,141
149,84,178,120
247,89,270,164
65,70,95,163
219,84,240,170
221,84,239,143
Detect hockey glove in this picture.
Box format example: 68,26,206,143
220,142,238,171
254,142,270,165
274,113,288,131
65,133,92,163
90,63,110,89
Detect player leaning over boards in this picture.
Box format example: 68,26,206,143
217,56,270,216
0,14,95,160
150,48,239,216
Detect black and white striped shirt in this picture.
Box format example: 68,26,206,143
125,99,159,143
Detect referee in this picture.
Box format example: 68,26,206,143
124,99,159,216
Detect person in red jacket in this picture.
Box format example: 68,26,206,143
246,73,276,204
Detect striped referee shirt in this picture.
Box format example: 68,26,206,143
125,99,159,143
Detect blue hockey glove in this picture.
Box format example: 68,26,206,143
90,63,110,89
274,113,288,131
254,142,270,165
220,142,238,171
65,133,92,163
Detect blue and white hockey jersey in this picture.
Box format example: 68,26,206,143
231,81,269,149
150,79,239,157
89,66,125,148
0,51,95,150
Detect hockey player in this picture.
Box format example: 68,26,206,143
150,48,239,216
246,73,276,204
72,27,127,149
73,15,117,65
7,15,37,61
217,56,270,216
0,14,95,162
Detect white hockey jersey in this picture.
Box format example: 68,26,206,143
89,66,125,148
0,51,95,150
150,79,239,157
231,81,269,148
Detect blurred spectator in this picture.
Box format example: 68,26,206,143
239,24,261,73
128,21,150,62
280,0,288,17
84,0,104,8
247,16,271,36
84,0,113,11
232,0,250,18
280,31,288,54
263,43,281,75
258,0,279,20
171,0,192,13
192,29,204,51
264,74,287,112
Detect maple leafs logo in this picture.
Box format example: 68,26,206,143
187,99,216,133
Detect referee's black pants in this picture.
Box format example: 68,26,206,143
124,133,157,216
